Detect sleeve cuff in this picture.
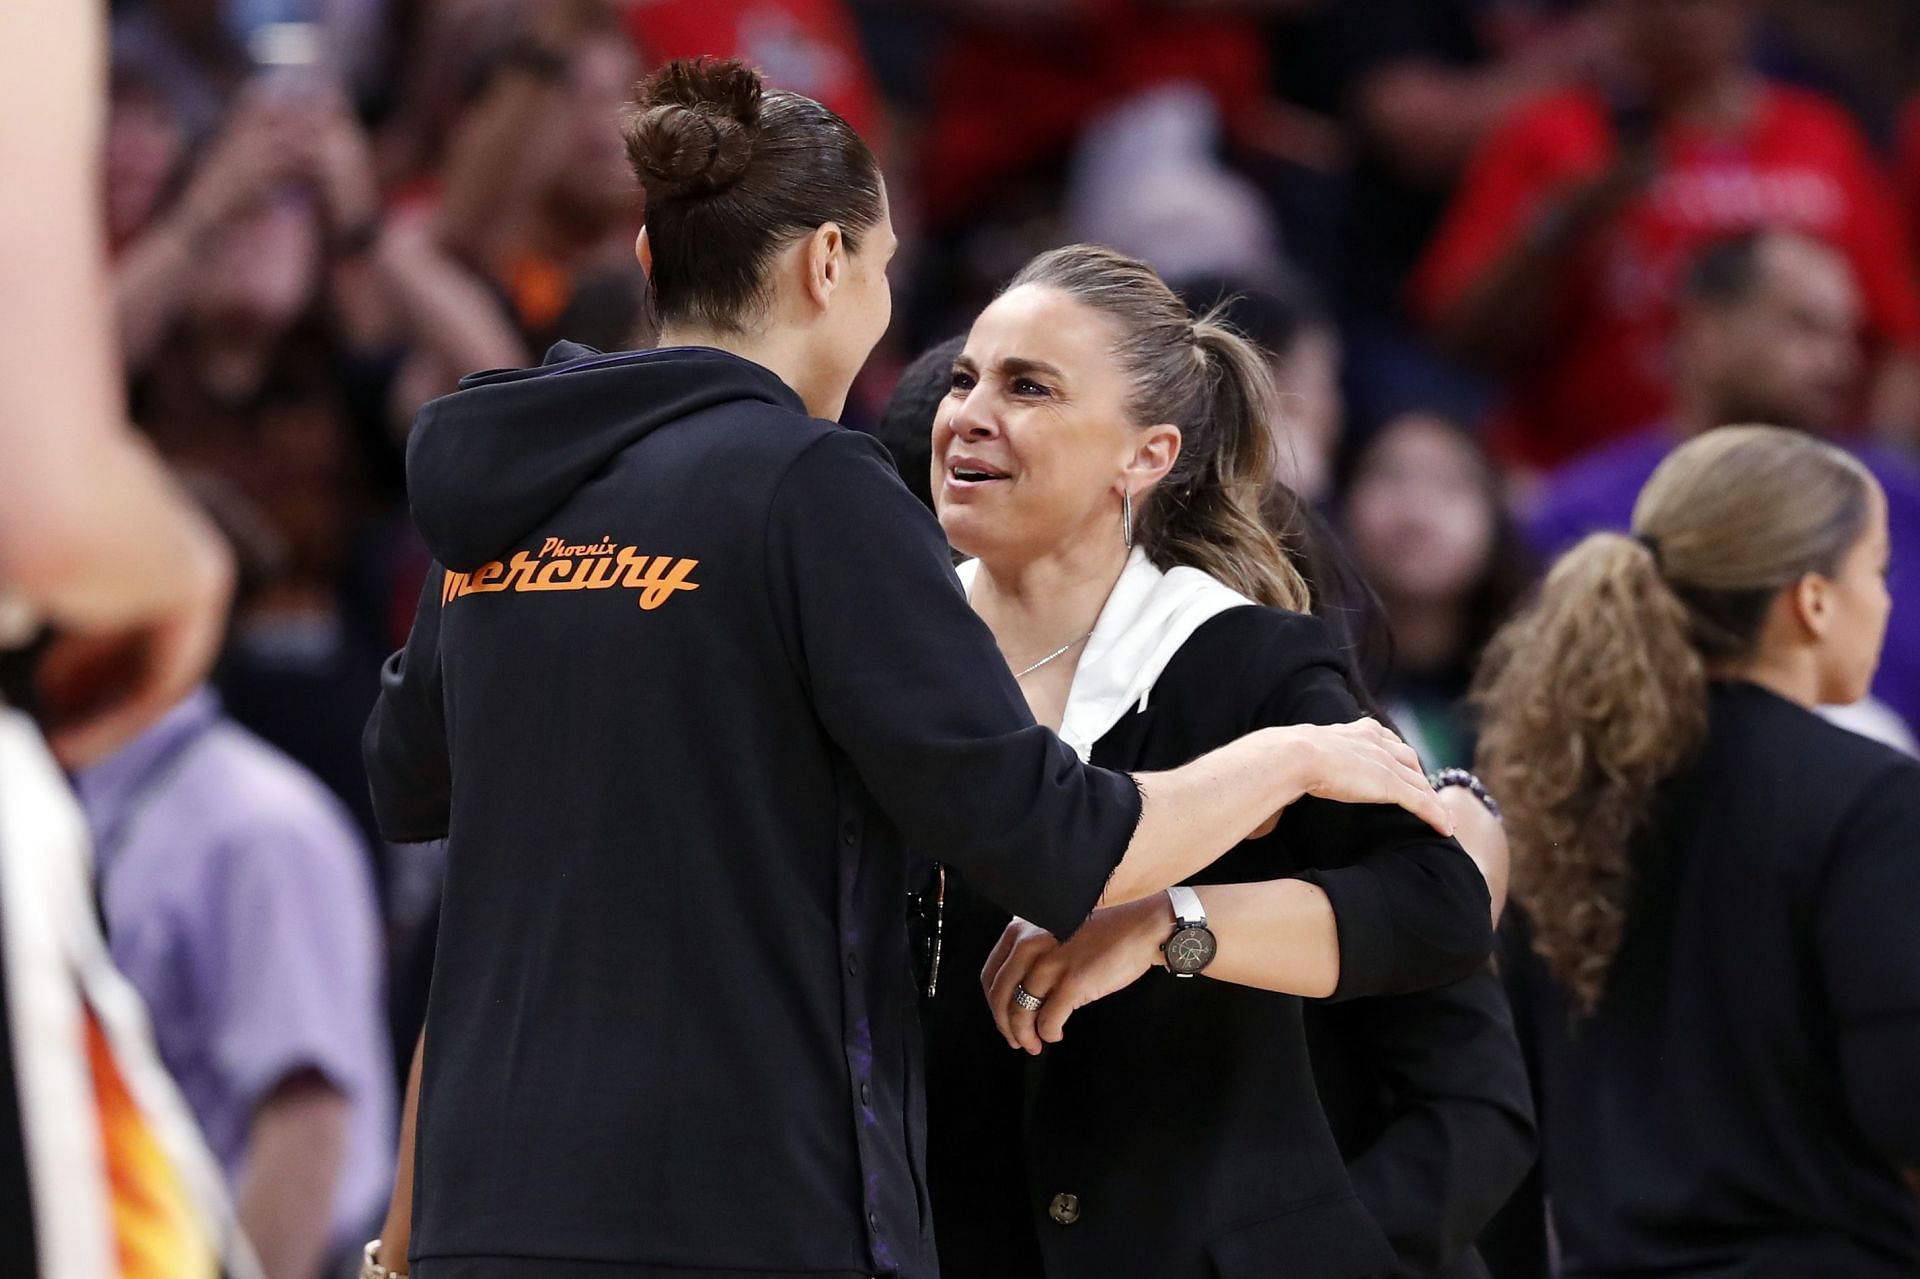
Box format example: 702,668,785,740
1046,772,1143,939
229,1045,362,1124
1302,863,1395,1002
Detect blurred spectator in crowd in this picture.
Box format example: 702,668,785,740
1898,93,1920,271
1068,85,1283,289
1264,0,1602,427
74,678,393,1279
625,0,882,143
426,1,646,356
111,0,390,145
1414,0,1920,470
111,0,255,146
104,67,522,836
907,0,1270,234
1755,0,1920,145
1341,410,1533,769
1530,229,1920,739
364,0,533,196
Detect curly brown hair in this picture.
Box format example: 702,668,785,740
1473,426,1876,1012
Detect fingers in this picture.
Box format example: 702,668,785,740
1034,979,1080,1046
1006,954,1057,1055
1394,769,1454,836
979,921,1021,998
1377,727,1424,775
1380,747,1452,836
986,929,1055,1050
1306,720,1453,836
1350,717,1423,775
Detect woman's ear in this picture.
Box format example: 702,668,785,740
1789,573,1835,641
635,226,653,276
1124,424,1183,493
804,222,845,310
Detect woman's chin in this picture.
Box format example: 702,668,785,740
939,514,997,565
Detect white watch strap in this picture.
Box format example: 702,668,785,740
1166,884,1206,929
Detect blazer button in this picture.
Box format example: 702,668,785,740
1048,1192,1081,1226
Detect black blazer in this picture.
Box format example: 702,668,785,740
1497,683,1920,1278
1306,970,1535,1279
924,605,1516,1279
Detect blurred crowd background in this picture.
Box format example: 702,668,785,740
84,0,1920,1273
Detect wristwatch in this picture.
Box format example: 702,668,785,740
1160,886,1217,978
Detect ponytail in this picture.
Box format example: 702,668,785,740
1473,533,1705,1012
1475,425,1877,1013
1140,316,1310,611
1006,246,1310,611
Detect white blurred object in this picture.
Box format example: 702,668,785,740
1067,83,1282,287
0,592,36,650
1819,696,1919,757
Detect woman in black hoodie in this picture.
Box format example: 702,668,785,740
360,59,1479,1279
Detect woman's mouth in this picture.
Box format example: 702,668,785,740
946,460,1010,488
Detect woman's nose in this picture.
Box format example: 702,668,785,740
951,392,999,441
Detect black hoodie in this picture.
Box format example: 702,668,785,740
364,343,1140,1278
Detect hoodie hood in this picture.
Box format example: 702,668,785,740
406,341,806,571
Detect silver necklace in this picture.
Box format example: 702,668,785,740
1013,630,1094,679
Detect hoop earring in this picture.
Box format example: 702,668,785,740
1122,488,1134,551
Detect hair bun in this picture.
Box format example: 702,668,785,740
624,58,764,201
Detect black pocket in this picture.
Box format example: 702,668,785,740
1206,1192,1399,1279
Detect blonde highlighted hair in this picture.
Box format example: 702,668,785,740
1474,426,1877,1012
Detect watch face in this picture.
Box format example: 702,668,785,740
1165,926,1216,975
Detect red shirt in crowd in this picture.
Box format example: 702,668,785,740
919,3,1267,229
623,0,881,143
1414,82,1920,469
1895,94,1920,272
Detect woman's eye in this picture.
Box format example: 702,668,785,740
1012,378,1049,397
948,370,975,393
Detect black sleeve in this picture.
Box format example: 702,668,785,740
1315,970,1537,1271
764,429,1140,937
1817,759,1920,1166
1255,617,1494,999
1476,917,1553,1279
362,569,453,843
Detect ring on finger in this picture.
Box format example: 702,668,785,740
1013,984,1044,1011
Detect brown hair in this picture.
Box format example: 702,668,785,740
1007,245,1311,611
622,59,883,333
1474,425,1876,1012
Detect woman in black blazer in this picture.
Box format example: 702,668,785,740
1478,425,1920,1276
915,245,1514,1279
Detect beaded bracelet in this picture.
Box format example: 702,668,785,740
1430,768,1502,822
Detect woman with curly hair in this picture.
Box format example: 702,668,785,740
1476,424,1920,1277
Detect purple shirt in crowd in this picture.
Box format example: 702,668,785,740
1528,426,1920,734
73,687,394,1245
